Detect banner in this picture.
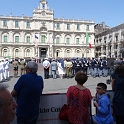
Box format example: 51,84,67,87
11,91,115,124
11,93,69,124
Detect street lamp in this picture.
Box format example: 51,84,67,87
35,44,38,58
82,41,84,58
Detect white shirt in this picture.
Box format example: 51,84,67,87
43,60,50,67
4,61,9,69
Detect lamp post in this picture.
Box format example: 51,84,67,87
35,44,38,58
82,41,84,58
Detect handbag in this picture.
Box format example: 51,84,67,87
59,104,69,121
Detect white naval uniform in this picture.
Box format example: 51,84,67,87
0,61,3,81
4,60,9,79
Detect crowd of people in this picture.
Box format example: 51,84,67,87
42,57,124,79
0,57,124,124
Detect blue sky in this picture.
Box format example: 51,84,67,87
0,0,123,28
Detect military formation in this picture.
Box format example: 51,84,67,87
64,57,109,78
0,57,123,82
42,57,124,79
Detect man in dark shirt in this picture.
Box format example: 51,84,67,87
11,61,44,124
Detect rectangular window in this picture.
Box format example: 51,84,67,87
67,24,70,30
115,36,118,41
4,36,7,42
41,35,46,43
66,38,70,44
56,23,60,29
76,38,79,44
56,37,60,44
77,24,80,30
86,25,89,31
26,36,30,43
15,36,19,43
15,21,19,27
3,20,7,27
26,22,30,28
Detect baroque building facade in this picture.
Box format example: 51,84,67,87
95,22,124,58
0,0,95,59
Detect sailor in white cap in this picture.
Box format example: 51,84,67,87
4,59,10,80
1,59,5,81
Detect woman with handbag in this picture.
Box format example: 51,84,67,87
66,71,92,124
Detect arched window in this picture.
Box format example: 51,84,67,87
56,50,60,57
15,49,19,57
86,50,89,57
3,49,7,57
76,50,80,57
26,49,30,57
66,50,70,57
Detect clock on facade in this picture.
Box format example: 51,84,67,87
41,11,45,16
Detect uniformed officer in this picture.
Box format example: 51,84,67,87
98,58,103,77
65,59,73,78
102,58,108,77
12,59,18,78
4,59,10,79
75,58,82,74
71,58,76,76
20,58,26,76
82,58,89,75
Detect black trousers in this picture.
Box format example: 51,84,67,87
44,68,49,79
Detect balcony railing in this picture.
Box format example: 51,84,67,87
95,42,102,46
0,42,90,47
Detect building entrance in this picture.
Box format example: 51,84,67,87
40,48,47,58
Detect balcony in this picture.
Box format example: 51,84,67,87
102,43,106,46
95,42,102,46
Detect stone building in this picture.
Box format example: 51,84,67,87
95,22,124,58
0,0,95,59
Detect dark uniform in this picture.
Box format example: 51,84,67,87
75,58,82,74
82,59,89,75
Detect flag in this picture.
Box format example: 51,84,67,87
86,32,92,48
35,35,38,39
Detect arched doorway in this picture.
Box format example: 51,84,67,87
40,48,47,58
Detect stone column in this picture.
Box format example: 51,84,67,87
9,31,14,43
72,48,75,57
71,34,75,44
111,44,115,57
61,33,65,44
117,43,121,57
106,45,109,57
37,47,39,58
101,46,103,55
21,32,26,43
20,47,24,58
0,31,2,42
32,47,35,57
